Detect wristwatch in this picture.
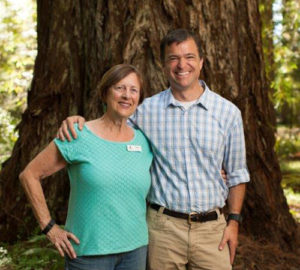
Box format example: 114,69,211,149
41,219,56,235
227,213,243,224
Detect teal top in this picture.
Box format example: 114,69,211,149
54,124,153,256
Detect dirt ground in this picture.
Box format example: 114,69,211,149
233,225,300,270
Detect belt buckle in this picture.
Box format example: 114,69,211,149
188,211,198,224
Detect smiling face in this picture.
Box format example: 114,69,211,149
163,38,203,94
105,72,141,119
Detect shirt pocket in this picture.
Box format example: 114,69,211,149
190,120,225,157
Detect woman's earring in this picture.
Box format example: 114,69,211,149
102,103,107,113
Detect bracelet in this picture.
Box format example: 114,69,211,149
41,219,56,235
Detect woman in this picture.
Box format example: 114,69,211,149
19,64,153,270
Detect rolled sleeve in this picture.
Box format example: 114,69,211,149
227,168,250,187
224,112,250,187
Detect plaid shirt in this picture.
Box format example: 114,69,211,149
131,80,250,213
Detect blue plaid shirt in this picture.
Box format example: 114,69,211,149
131,80,250,213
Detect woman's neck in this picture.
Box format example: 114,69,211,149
87,113,134,142
99,113,128,133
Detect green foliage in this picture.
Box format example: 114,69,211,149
272,0,300,126
259,0,275,83
0,0,36,164
281,159,300,194
275,126,300,159
275,137,298,159
276,126,300,221
1,234,64,270
281,160,300,193
0,246,12,268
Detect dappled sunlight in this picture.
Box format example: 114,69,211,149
276,127,300,222
0,0,37,163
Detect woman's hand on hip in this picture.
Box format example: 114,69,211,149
46,225,80,259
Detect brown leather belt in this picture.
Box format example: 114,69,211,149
150,203,220,223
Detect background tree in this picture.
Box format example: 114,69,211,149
0,0,36,163
259,0,275,84
273,0,300,126
0,0,297,252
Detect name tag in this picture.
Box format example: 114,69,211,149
127,145,142,152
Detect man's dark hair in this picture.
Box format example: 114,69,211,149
160,29,203,62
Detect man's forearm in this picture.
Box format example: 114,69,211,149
227,183,246,214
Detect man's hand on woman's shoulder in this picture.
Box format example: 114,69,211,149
56,116,86,141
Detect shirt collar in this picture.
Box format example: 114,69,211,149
165,80,211,110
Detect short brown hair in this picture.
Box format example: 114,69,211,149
97,64,145,105
160,29,203,62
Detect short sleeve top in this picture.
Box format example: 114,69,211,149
54,124,153,256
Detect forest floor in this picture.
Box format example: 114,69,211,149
234,131,300,270
1,228,300,270
234,228,300,270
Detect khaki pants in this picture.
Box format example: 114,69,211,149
147,207,231,270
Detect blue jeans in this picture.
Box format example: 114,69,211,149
65,245,147,270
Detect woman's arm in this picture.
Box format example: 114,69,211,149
19,141,79,258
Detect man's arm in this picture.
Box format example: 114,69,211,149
56,109,139,141
218,110,250,265
57,116,85,141
218,183,246,264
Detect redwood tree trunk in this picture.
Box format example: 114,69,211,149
0,0,296,250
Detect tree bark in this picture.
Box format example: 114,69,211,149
259,0,275,84
0,0,297,250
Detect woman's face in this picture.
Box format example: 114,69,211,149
105,72,141,119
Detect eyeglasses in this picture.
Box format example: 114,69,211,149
112,85,140,96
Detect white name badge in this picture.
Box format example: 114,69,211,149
127,145,142,152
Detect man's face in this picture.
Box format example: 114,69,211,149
163,38,203,92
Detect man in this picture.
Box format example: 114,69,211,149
58,29,250,269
